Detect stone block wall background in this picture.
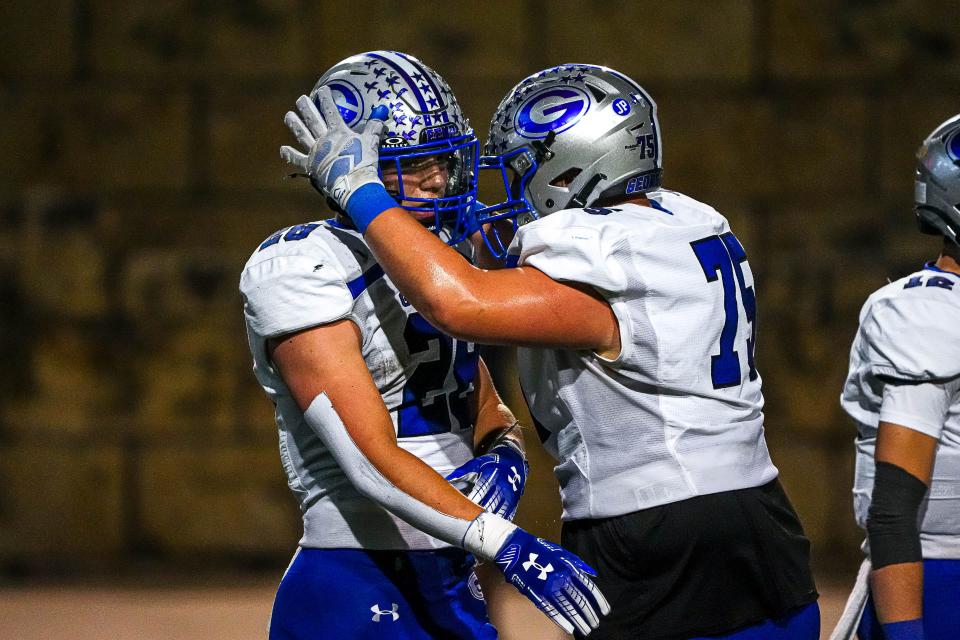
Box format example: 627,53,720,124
1,0,958,579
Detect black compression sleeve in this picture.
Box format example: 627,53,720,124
867,461,928,569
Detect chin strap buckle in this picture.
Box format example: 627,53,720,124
531,131,557,164
567,173,607,209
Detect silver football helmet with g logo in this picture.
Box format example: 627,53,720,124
916,113,960,246
475,64,661,258
310,50,478,241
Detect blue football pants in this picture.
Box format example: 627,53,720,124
268,547,498,639
858,559,960,640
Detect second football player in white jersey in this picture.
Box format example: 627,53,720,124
836,115,960,640
288,64,819,639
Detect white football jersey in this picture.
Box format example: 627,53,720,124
841,264,960,559
240,220,478,550
509,190,778,520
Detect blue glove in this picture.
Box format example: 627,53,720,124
494,527,610,636
447,440,528,521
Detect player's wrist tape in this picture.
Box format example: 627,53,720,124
461,512,517,561
490,439,525,461
881,618,925,640
475,420,522,456
867,461,928,569
345,182,397,233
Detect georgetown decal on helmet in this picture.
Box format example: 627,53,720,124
515,86,591,139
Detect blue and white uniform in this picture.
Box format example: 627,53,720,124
841,263,960,640
508,190,817,640
240,220,495,639
512,191,779,519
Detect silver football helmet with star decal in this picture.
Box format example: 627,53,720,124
916,113,960,246
311,51,478,241
475,64,662,258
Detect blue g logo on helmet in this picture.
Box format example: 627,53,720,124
947,129,960,162
323,80,364,128
515,87,590,139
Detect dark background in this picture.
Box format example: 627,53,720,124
1,0,958,587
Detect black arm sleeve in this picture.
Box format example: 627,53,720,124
866,460,929,569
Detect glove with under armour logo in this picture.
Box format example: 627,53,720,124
280,87,397,232
462,513,610,636
447,440,528,521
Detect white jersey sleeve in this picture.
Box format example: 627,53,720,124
880,380,958,440
859,291,960,383
240,237,354,339
511,212,637,372
513,220,629,295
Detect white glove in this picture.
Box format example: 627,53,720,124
280,87,388,215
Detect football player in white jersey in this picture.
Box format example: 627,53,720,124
834,115,960,640
244,51,608,639
285,64,819,639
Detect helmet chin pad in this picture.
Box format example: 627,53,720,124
916,206,960,245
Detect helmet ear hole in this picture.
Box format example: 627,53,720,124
549,168,582,188
585,83,607,102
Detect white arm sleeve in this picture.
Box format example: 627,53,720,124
879,378,960,440
304,393,516,559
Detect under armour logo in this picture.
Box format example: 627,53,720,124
507,466,521,492
370,603,399,622
522,553,554,580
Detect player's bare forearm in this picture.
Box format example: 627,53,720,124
875,422,937,485
364,208,486,328
870,561,924,623
365,443,485,521
868,421,938,623
363,209,619,352
470,358,522,454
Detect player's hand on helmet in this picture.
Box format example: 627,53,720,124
447,440,528,521
280,86,388,212
494,527,610,636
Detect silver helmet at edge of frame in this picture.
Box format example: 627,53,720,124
916,113,960,246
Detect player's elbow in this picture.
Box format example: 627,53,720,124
417,288,484,341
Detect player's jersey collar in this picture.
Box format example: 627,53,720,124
923,262,960,279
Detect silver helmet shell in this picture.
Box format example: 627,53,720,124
915,113,960,246
484,64,662,216
311,51,478,240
